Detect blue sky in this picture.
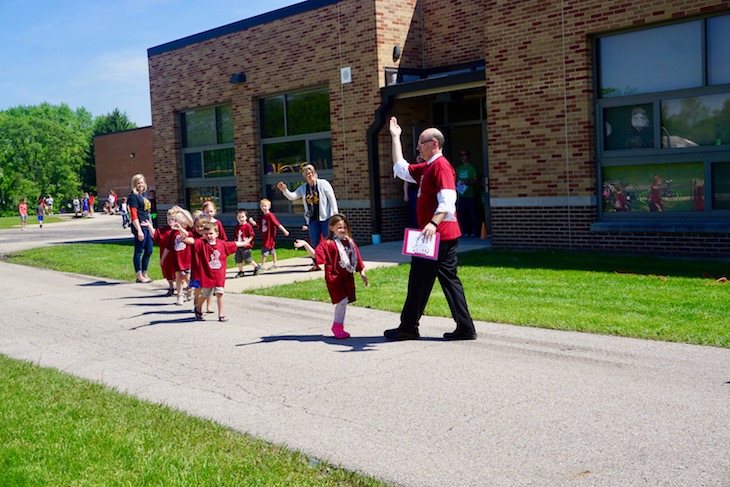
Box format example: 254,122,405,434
0,0,302,126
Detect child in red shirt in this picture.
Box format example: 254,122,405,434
185,222,250,322
202,200,227,240
294,213,368,339
151,207,179,296
233,209,260,277
253,198,289,270
162,209,194,306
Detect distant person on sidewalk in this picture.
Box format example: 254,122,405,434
294,213,368,339
36,198,45,229
18,198,28,231
277,164,339,271
128,174,154,283
456,149,480,237
384,116,477,341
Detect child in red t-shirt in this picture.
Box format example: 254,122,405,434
252,198,289,270
162,209,194,305
151,207,180,296
233,209,260,277
294,213,368,339
202,200,227,240
184,222,249,322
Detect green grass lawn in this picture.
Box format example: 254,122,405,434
0,354,389,487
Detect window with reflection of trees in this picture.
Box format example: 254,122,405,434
259,87,332,214
596,14,730,219
180,105,236,213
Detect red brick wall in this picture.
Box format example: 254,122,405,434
95,127,154,201
485,0,730,257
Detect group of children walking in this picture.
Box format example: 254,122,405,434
144,199,368,338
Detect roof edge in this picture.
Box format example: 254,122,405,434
148,0,340,57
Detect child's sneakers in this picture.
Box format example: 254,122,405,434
175,295,184,306
236,271,246,278
253,267,260,276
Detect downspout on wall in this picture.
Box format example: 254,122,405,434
366,93,395,244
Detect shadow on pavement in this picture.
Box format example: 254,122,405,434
236,333,442,352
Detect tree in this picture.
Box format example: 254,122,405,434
0,103,93,214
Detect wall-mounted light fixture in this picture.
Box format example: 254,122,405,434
229,72,246,83
129,152,135,158
392,45,401,63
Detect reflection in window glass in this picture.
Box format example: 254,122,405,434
183,107,216,148
186,186,220,211
217,105,234,144
599,21,702,98
708,15,730,85
261,97,285,138
264,182,303,214
601,162,704,212
184,152,203,179
712,162,730,210
604,104,654,150
309,138,333,170
221,186,237,214
286,90,330,135
203,148,235,178
661,94,730,148
263,141,306,174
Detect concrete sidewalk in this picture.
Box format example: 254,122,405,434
1,216,729,486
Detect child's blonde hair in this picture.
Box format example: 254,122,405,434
174,208,194,228
260,198,271,205
327,213,351,239
202,222,219,233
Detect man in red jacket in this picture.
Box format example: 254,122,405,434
385,116,477,341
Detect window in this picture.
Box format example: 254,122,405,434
596,14,730,220
259,88,332,214
180,105,236,213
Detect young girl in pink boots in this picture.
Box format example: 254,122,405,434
294,213,368,339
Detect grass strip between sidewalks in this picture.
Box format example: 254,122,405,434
0,354,389,487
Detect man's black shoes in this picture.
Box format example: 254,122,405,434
443,330,477,341
384,327,420,341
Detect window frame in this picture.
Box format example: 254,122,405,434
180,104,236,215
259,87,333,217
594,14,730,223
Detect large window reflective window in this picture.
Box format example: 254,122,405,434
708,15,730,86
599,21,702,98
181,104,236,213
259,88,332,215
604,104,654,150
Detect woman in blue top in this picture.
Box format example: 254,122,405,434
128,173,154,283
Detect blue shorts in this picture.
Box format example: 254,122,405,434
189,279,201,289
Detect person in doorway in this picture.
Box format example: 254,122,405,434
455,149,480,236
384,116,477,341
277,164,339,271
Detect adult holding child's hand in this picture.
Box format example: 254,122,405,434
277,164,339,271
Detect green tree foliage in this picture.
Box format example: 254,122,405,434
0,103,93,214
0,104,136,215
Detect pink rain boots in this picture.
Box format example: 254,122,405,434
331,322,350,339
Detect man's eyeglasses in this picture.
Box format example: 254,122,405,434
417,138,435,146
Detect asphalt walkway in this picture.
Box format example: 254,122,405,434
1,215,728,487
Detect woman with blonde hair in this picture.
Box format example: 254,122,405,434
277,164,339,271
128,174,154,283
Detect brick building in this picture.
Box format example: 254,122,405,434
95,126,155,204
147,0,730,256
